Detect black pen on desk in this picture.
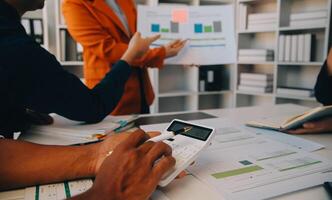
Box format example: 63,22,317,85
148,126,192,142
324,182,332,198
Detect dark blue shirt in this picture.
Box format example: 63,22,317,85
315,61,332,105
0,1,132,136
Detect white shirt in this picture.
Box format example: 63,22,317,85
105,0,131,35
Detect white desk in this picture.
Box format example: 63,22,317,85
161,104,332,200
1,104,332,200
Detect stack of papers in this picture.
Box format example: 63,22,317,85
238,49,274,62
142,118,330,200
238,73,273,93
289,10,328,28
247,13,277,30
19,114,137,145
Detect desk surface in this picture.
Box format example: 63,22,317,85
161,104,332,200
1,104,332,200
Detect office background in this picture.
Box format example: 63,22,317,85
23,0,332,113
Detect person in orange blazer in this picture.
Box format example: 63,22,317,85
62,0,186,115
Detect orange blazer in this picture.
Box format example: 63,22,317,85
62,0,166,115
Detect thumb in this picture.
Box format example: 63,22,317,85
147,34,161,43
132,32,141,40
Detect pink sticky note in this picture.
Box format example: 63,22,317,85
172,8,189,23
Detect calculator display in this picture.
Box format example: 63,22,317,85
167,120,213,141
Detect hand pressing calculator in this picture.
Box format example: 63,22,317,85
153,119,215,187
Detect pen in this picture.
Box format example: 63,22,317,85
71,139,103,146
324,182,332,198
147,126,192,142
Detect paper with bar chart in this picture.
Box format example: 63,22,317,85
187,123,332,200
137,5,236,65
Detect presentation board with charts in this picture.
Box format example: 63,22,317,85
137,5,236,65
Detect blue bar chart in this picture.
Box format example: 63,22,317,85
151,22,180,33
194,21,222,33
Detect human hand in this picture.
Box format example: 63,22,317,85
164,39,187,58
122,32,160,65
92,130,160,175
80,130,175,200
288,117,332,134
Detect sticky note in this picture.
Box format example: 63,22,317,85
172,8,189,23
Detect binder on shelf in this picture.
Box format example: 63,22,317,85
76,43,83,61
238,49,274,62
297,34,305,62
66,32,78,61
278,35,285,62
290,10,328,21
280,33,315,63
60,30,83,62
238,85,273,93
247,24,276,30
240,73,273,81
290,35,298,62
239,49,274,56
21,19,31,35
240,79,273,87
304,34,315,62
248,13,276,21
21,18,44,45
60,29,66,61
289,10,328,28
284,35,291,62
238,72,273,94
248,18,276,25
247,12,277,31
238,56,274,62
32,19,43,45
289,18,327,28
277,87,314,98
199,66,224,92
239,3,249,30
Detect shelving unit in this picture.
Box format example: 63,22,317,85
51,0,331,113
22,5,49,50
54,0,84,78
147,0,236,113
235,0,331,108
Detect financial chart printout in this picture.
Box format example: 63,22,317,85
137,5,236,65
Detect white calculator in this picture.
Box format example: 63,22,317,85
158,119,215,187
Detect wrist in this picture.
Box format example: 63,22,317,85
83,144,100,176
162,46,170,58
121,52,135,65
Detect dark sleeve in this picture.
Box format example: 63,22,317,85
315,60,332,105
12,43,131,123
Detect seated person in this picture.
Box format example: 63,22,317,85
0,129,176,200
289,48,332,134
0,0,160,138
